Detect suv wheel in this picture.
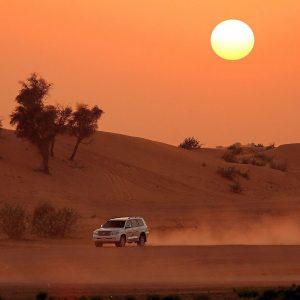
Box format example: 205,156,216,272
116,235,126,247
95,241,103,247
137,233,146,246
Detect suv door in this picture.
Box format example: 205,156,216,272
131,219,140,241
125,220,134,241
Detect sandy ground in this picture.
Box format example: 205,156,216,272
1,130,300,298
1,242,300,299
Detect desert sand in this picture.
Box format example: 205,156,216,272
0,129,300,298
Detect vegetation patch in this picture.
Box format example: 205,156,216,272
217,167,249,181
0,203,27,239
179,137,202,150
229,181,243,193
31,202,79,238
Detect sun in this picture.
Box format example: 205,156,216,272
211,20,255,61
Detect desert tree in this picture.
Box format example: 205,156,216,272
179,137,202,150
10,73,56,174
50,104,72,157
68,104,103,161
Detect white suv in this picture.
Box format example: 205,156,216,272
93,217,149,247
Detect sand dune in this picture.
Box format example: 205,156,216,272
0,129,300,243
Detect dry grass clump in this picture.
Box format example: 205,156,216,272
217,166,249,194
217,167,249,181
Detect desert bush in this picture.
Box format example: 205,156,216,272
217,166,237,180
254,153,273,163
227,143,243,155
0,203,27,239
179,137,202,150
251,159,266,167
241,157,251,164
270,161,288,172
31,203,79,238
237,169,250,180
217,167,249,181
230,181,243,193
222,151,238,163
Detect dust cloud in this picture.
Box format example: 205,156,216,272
149,216,300,246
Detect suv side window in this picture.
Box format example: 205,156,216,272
125,220,132,228
137,219,144,226
131,219,139,227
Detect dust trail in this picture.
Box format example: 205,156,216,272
149,217,300,245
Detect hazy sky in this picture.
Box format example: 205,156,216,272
1,0,299,146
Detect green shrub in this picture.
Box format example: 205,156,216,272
0,203,27,239
31,203,79,238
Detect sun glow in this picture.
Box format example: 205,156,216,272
211,20,255,60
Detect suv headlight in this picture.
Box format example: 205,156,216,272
111,231,119,235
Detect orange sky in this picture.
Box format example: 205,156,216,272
0,0,299,146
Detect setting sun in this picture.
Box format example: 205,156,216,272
211,19,255,60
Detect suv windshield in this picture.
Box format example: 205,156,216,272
102,220,125,228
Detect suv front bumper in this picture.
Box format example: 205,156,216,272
92,233,120,243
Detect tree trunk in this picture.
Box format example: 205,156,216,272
69,137,81,161
50,137,55,157
39,142,50,174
